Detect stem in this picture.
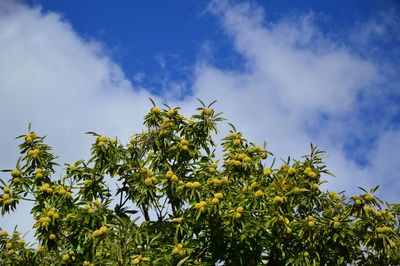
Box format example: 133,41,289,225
141,204,150,221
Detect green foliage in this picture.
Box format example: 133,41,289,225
0,100,399,265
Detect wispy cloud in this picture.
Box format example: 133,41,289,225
186,0,399,200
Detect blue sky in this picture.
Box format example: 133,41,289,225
25,0,399,91
0,0,399,238
23,0,398,168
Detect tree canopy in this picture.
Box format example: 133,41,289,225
1,100,399,265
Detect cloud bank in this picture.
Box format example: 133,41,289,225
0,0,399,240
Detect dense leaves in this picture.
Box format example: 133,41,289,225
1,100,399,265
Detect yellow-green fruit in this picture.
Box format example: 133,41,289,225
221,177,231,184
233,160,241,166
4,199,13,205
250,182,259,189
329,191,339,199
333,222,340,228
172,248,180,255
100,226,108,233
264,168,272,175
243,156,252,163
132,258,140,264
311,183,319,190
273,196,284,204
303,251,309,257
150,107,160,114
69,165,76,171
202,108,213,116
230,132,238,139
41,222,49,227
166,170,173,178
195,201,207,209
363,206,372,213
214,192,223,199
193,181,201,188
354,199,362,206
13,178,20,183
97,141,105,146
181,145,188,151
168,109,176,116
255,190,264,197
307,221,315,227
364,194,373,202
3,194,10,200
351,195,359,200
30,132,38,139
255,146,261,152
260,153,267,159
144,177,154,186
35,173,43,180
146,169,154,176
6,242,13,249
83,261,91,266
63,254,70,261
172,217,184,223
185,182,194,189
48,234,56,240
91,230,101,238
233,139,241,146
3,187,11,193
11,169,20,177
93,199,100,206
286,227,292,234
129,137,136,144
180,139,188,145
288,167,296,175
211,162,218,168
171,175,179,182
308,171,317,178
25,135,32,143
233,212,242,219
98,136,108,142
211,198,219,204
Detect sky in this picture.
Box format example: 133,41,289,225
0,0,399,240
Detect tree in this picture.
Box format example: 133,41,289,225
0,100,399,265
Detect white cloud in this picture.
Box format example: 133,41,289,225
188,0,399,200
0,0,157,238
0,0,399,244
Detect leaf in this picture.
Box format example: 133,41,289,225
207,99,218,108
149,97,156,107
196,98,206,108
177,256,190,266
227,122,237,132
370,185,380,193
